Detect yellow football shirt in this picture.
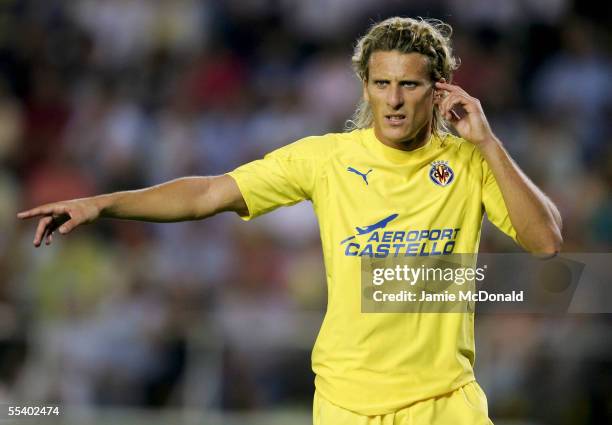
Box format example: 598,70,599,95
227,128,517,415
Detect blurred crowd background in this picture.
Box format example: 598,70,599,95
1,0,611,424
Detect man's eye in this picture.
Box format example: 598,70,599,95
375,81,388,88
402,82,417,88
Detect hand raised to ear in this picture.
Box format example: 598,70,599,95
434,82,494,147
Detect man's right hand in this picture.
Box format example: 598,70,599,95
17,175,248,248
17,198,101,247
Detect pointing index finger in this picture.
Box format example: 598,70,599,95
435,81,457,91
435,82,469,96
17,204,67,219
17,209,39,219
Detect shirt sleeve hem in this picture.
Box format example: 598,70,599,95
225,171,256,221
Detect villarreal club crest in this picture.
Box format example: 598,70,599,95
429,160,455,187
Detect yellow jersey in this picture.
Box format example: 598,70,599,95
227,128,517,415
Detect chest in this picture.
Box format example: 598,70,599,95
321,155,477,218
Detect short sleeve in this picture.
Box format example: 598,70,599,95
226,137,321,220
481,158,518,243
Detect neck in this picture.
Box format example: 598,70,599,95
375,121,432,152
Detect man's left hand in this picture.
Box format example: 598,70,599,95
435,82,494,147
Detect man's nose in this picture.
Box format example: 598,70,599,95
386,86,404,109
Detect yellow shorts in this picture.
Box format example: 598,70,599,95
313,381,494,425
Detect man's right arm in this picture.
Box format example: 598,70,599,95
17,175,247,247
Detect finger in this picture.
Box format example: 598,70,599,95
43,213,73,245
434,81,470,97
439,93,469,120
441,91,469,108
34,216,54,247
434,88,448,103
436,83,473,106
446,94,481,118
58,217,81,235
45,229,54,246
17,208,40,219
18,206,48,219
18,204,67,219
437,84,480,112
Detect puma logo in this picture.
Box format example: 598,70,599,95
347,167,373,185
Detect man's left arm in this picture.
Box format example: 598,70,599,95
435,82,563,254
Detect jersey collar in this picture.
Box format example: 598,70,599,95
362,128,436,163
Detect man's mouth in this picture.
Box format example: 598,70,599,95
385,114,406,125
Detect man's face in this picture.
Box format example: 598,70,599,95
364,51,437,148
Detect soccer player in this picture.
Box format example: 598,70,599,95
19,17,561,424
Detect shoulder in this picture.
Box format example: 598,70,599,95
438,133,484,164
269,130,361,161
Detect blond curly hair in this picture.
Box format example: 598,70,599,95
346,17,460,136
